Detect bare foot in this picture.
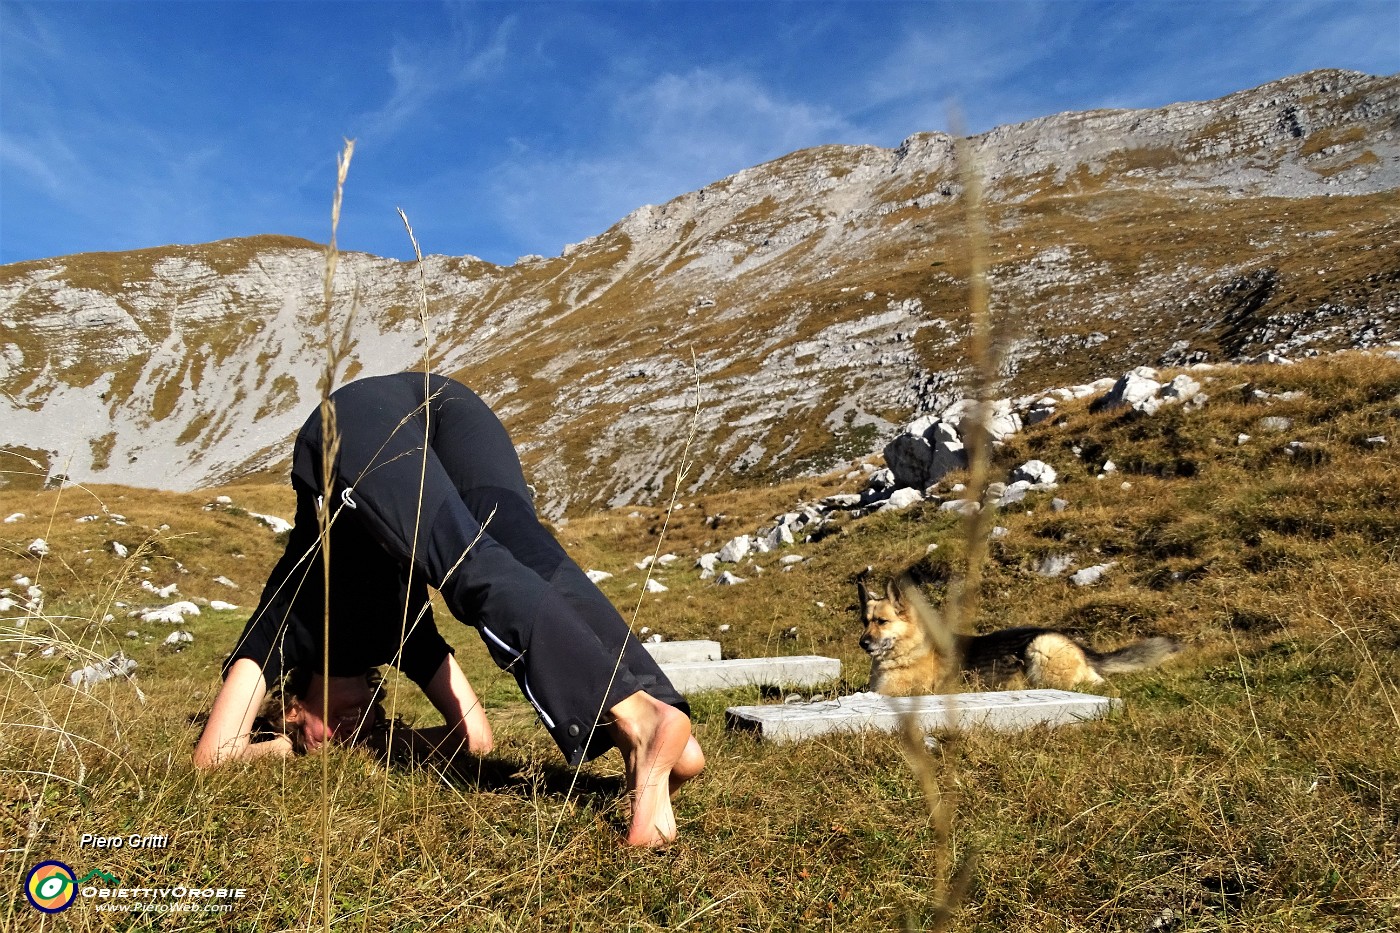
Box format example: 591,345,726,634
670,736,705,795
608,692,693,847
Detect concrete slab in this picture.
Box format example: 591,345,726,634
660,656,841,694
726,689,1120,742
641,639,722,664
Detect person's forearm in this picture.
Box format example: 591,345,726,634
194,732,294,768
422,655,494,755
194,658,273,768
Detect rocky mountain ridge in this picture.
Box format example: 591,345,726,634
2,69,1397,517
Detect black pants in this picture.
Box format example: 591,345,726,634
294,372,686,765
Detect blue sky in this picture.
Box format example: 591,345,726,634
1,1,1396,267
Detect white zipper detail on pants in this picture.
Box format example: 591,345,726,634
478,625,556,729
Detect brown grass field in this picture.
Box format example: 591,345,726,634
2,350,1398,931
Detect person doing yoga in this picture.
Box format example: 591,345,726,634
194,371,703,846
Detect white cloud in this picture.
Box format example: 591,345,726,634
355,13,514,142
0,134,73,199
482,66,856,255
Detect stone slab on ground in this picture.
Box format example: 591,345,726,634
726,689,1120,742
641,639,722,664
659,656,841,694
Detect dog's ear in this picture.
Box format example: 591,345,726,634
884,579,904,609
856,566,873,614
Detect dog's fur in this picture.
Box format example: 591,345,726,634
857,577,1181,694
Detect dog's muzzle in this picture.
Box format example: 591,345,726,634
860,634,893,659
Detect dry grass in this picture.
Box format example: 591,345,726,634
4,349,1397,930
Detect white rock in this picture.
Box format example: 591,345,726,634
1236,433,1252,445
1099,370,1163,414
718,535,753,563
164,630,194,647
1161,374,1202,402
585,569,614,583
865,467,897,491
764,522,796,548
213,575,239,589
1035,554,1075,577
715,571,747,585
3,513,23,523
27,538,49,558
215,495,233,505
880,488,924,512
779,554,806,565
110,541,129,559
249,512,292,534
68,653,137,688
140,601,201,623
0,597,18,612
141,580,179,598
996,485,1028,508
1011,460,1057,485
636,556,655,570
208,600,239,611
644,579,668,593
1069,563,1116,587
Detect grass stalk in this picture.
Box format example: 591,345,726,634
316,137,355,933
887,120,1007,931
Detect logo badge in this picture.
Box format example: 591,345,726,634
25,860,78,913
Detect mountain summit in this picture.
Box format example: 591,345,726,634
2,69,1396,515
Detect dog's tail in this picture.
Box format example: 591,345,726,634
1090,637,1182,675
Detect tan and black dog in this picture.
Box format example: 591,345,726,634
857,577,1181,694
